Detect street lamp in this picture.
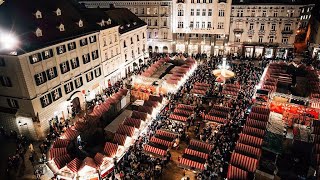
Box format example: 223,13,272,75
0,31,18,50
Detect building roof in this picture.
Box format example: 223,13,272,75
0,0,145,55
232,0,316,5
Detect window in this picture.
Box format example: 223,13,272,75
274,11,278,17
282,37,288,44
40,94,52,108
70,57,80,69
60,61,70,74
219,9,225,17
249,23,254,30
0,57,5,66
196,22,200,28
109,36,112,44
131,37,133,44
64,82,74,94
202,22,205,28
147,8,150,15
208,22,212,28
51,88,62,101
203,0,206,3
95,68,101,77
0,76,12,87
132,50,135,58
154,8,158,15
178,9,184,16
82,53,90,64
138,47,140,54
56,45,66,55
209,0,212,2
217,22,224,29
80,38,88,46
259,24,265,31
163,32,168,39
137,35,140,41
86,71,94,82
42,49,53,60
148,32,151,38
202,9,206,16
103,37,107,47
67,42,76,51
208,9,212,16
34,72,47,86
7,99,19,108
191,0,194,2
147,19,151,26
269,36,274,43
133,8,138,14
154,20,158,26
262,11,266,17
196,9,200,16
271,24,276,31
163,19,167,27
284,24,291,31
89,36,97,43
154,31,158,38
114,34,117,42
191,9,194,16
46,67,58,80
92,50,99,60
251,10,255,17
141,8,145,14
178,22,184,28
75,77,83,88
29,54,42,64
258,36,263,43
143,33,145,39
123,40,127,48
190,21,194,28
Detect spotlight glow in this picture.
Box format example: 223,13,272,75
0,32,18,50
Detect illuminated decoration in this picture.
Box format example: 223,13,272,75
212,57,235,83
0,30,18,50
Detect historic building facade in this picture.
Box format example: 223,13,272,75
79,0,173,53
172,0,232,55
0,1,147,139
229,0,314,59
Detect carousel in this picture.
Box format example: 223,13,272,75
212,57,235,83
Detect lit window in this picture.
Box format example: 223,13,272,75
64,82,74,94
51,88,62,101
0,76,12,87
46,67,58,80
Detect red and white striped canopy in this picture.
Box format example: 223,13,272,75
54,154,72,169
116,124,135,137
177,104,195,111
50,147,68,159
234,143,262,159
251,106,270,115
143,100,159,108
227,165,249,180
113,133,127,146
238,134,263,148
194,82,210,87
138,105,154,114
174,108,193,116
189,139,213,151
204,114,227,124
53,139,70,148
190,89,206,95
143,144,167,156
94,153,106,167
61,127,79,141
248,112,269,122
123,117,142,129
184,148,209,160
230,152,258,173
150,136,173,148
169,114,188,122
79,157,97,170
156,130,178,139
67,158,81,173
104,142,119,157
179,157,205,171
242,125,265,138
246,118,268,130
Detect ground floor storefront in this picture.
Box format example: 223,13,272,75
241,44,294,59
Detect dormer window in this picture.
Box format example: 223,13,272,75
35,28,42,37
56,8,61,16
120,26,124,29
59,24,65,31
100,19,105,27
133,22,137,25
35,10,42,19
78,20,83,27
127,24,131,27
107,18,112,25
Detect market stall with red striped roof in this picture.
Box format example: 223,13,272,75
104,142,119,157
230,152,259,173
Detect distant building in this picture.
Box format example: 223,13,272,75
229,0,315,59
79,0,173,53
0,0,147,139
306,4,320,60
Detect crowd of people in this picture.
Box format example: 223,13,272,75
110,54,266,180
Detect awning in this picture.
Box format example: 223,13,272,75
143,144,167,156
242,125,265,138
246,118,268,130
179,157,204,171
189,139,213,151
251,106,270,115
138,105,153,115
150,136,173,148
230,152,258,173
177,104,195,111
67,158,81,173
113,133,127,146
131,110,148,120
116,124,135,137
94,153,106,167
61,127,79,141
235,143,262,159
123,117,142,129
52,139,70,148
248,112,269,122
50,147,68,159
227,165,248,180
54,154,72,169
104,142,119,157
184,148,209,160
156,130,178,139
169,114,188,122
238,134,263,148
204,114,227,124
173,108,193,116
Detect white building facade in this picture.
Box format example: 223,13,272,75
229,1,307,58
0,3,147,140
79,0,173,54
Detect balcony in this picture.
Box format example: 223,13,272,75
281,30,293,34
218,0,227,3
233,28,244,33
258,30,265,35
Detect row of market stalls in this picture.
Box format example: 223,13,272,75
131,57,197,101
222,83,241,97
47,89,167,179
190,82,211,96
227,106,271,180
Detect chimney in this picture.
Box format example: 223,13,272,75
110,4,115,9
